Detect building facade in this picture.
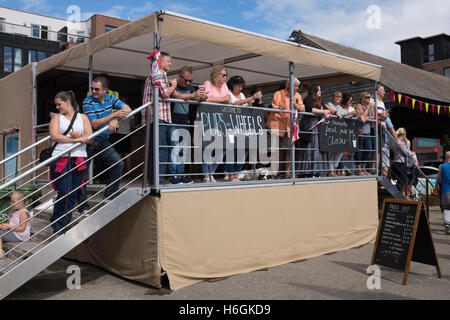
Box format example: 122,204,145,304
395,34,450,78
0,6,130,78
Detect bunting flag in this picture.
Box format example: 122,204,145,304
386,90,450,117
389,92,395,102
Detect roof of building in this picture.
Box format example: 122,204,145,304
290,30,450,104
395,33,450,44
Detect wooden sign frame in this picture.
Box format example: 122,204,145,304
371,199,442,285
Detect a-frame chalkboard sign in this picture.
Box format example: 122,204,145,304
371,199,442,285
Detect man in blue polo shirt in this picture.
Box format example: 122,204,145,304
82,76,131,198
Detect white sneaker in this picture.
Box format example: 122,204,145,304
210,175,216,183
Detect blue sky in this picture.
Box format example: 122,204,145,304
2,0,449,61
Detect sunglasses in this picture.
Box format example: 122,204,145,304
365,96,371,98
221,73,228,78
182,77,193,83
91,87,101,92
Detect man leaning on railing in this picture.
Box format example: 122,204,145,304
82,76,131,198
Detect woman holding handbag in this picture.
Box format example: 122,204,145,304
49,91,92,234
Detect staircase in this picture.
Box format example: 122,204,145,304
0,103,152,299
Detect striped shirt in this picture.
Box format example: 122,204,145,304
142,70,171,125
82,93,126,140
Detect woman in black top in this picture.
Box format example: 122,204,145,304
297,85,331,177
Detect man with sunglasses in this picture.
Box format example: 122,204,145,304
82,76,131,198
168,66,206,184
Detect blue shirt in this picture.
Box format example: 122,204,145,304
82,94,126,140
440,162,450,194
171,85,195,115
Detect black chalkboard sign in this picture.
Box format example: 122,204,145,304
198,104,266,149
371,199,441,285
318,118,360,152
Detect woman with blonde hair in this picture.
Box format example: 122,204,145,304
202,65,231,183
354,92,375,175
391,127,415,199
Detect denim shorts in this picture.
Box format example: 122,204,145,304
0,229,21,242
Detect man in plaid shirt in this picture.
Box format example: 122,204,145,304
143,52,207,185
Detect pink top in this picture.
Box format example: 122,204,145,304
10,209,31,241
204,81,230,99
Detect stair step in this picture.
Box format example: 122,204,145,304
3,240,50,260
30,217,54,240
0,257,21,275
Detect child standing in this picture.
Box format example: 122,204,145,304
0,191,31,257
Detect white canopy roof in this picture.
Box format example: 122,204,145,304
36,11,382,86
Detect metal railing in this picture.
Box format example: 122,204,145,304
378,125,434,209
0,102,150,275
0,20,90,44
150,97,378,189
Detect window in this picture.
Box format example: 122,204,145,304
28,50,36,63
77,31,85,43
105,25,117,33
428,44,435,62
31,24,40,37
445,68,450,78
14,48,22,72
4,46,12,73
4,132,19,182
0,18,5,32
28,50,46,63
38,51,45,61
40,25,48,40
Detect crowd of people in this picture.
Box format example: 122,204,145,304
2,53,433,238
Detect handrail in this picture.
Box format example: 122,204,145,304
0,102,150,193
0,136,50,166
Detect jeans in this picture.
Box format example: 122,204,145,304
87,138,124,197
50,158,86,232
148,120,170,185
224,149,248,174
202,149,223,176
355,136,372,168
77,167,90,213
168,117,190,176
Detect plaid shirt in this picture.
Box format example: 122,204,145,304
142,70,171,125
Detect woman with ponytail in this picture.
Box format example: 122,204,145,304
49,91,93,234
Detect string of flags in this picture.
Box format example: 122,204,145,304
387,91,449,116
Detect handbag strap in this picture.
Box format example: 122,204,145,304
52,111,79,150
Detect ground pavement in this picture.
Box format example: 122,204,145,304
5,207,450,301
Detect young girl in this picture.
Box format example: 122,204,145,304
0,191,31,257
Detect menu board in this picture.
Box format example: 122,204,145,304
373,201,418,271
371,199,442,285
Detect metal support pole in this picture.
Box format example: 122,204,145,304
153,87,160,190
374,81,379,178
289,62,295,181
142,32,158,193
152,30,160,191
88,55,93,96
88,55,94,184
31,62,37,166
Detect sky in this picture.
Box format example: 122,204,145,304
2,0,450,62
